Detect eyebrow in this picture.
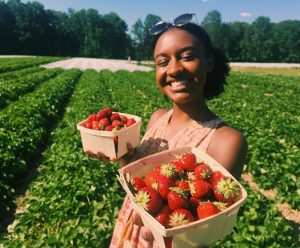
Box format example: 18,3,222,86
154,46,196,60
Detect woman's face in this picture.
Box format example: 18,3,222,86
154,28,213,104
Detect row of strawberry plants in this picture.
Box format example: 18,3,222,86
0,66,44,82
0,68,63,109
0,69,81,220
208,72,299,209
1,70,123,247
0,57,62,73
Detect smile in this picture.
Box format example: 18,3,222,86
169,80,191,91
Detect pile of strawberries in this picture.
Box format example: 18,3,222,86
83,107,136,131
129,152,241,228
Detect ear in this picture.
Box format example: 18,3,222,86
206,55,215,73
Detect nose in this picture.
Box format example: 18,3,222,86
167,58,183,77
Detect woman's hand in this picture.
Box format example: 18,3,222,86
86,143,137,166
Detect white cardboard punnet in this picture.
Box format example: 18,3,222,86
118,147,247,248
77,112,141,159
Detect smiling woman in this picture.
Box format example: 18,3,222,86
108,16,248,248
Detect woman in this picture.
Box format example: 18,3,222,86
107,14,247,248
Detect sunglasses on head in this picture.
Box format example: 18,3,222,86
149,13,197,35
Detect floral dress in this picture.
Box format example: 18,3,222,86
110,110,224,248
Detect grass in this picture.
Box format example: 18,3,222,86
230,66,300,77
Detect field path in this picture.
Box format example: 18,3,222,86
41,57,153,72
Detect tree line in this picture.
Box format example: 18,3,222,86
1,0,299,62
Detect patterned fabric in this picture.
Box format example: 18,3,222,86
110,110,224,248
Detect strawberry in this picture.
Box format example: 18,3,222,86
187,172,196,181
130,177,146,192
87,113,97,122
112,120,124,128
98,107,112,119
121,115,128,124
189,179,211,198
126,118,136,127
144,168,161,188
194,164,213,180
152,175,175,199
169,208,194,227
175,180,190,193
160,163,178,180
154,205,171,228
104,125,113,131
110,113,121,122
181,152,197,172
134,187,162,214
91,120,99,130
84,121,92,129
197,202,220,220
99,118,110,129
169,159,184,174
213,177,240,204
209,170,224,186
167,187,188,210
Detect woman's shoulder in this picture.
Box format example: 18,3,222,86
207,125,248,179
211,125,247,153
146,108,170,131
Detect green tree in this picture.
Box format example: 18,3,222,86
201,10,223,49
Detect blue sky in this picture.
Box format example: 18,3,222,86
21,0,300,30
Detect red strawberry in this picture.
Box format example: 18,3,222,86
126,118,136,127
153,175,175,199
169,159,184,174
213,177,240,204
169,209,194,227
144,168,161,188
194,164,213,180
181,152,197,172
130,177,146,192
91,120,99,130
112,120,124,128
197,202,220,220
99,118,110,129
167,187,188,210
175,180,190,193
98,107,112,118
84,121,92,129
209,171,224,186
154,205,171,228
189,179,211,198
121,115,128,124
104,125,113,131
110,113,121,122
160,163,178,180
134,187,162,214
87,113,97,122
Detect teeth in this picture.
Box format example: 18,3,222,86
171,80,189,86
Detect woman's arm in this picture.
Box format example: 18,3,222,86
118,109,169,167
207,126,248,180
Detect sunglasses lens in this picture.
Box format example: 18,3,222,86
174,13,193,25
149,21,169,35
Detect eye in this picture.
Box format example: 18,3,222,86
181,52,195,61
156,59,169,67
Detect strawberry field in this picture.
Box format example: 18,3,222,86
0,57,299,247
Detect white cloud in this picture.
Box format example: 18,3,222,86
240,12,252,18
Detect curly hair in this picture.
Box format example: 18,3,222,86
152,23,230,100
